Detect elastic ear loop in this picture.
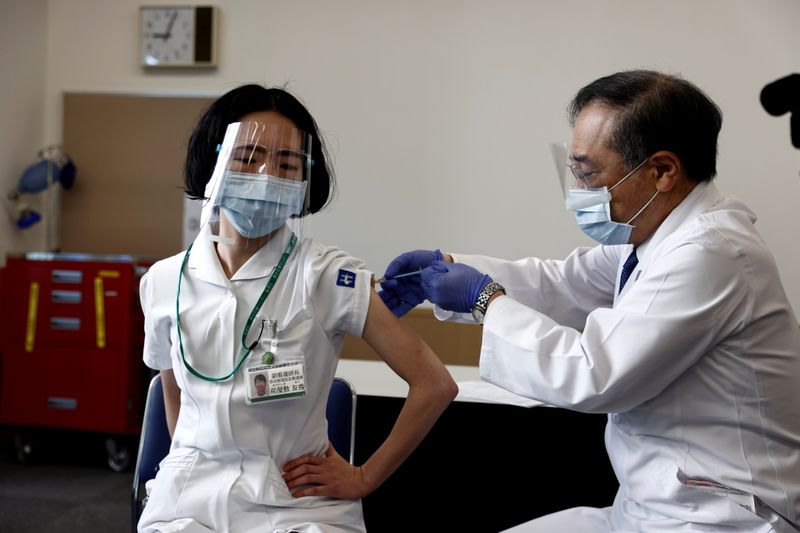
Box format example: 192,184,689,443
625,191,659,225
607,158,657,225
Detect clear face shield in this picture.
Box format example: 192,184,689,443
550,141,612,208
201,121,313,250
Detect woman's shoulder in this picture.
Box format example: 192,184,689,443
294,238,373,337
145,251,188,280
140,250,188,303
296,238,367,272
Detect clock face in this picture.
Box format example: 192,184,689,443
140,6,196,66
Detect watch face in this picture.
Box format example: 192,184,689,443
140,7,195,66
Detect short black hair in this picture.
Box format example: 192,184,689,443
567,70,722,183
254,374,266,384
184,84,334,214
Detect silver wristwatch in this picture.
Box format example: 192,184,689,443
471,281,506,324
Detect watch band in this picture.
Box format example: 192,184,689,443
471,281,505,324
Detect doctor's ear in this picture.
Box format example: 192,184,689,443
649,151,682,193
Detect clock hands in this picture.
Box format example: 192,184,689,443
152,11,179,41
164,11,178,39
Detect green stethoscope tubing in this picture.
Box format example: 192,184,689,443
175,234,297,382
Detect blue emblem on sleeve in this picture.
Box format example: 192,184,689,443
336,269,356,288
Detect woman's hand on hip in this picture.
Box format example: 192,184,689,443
282,442,372,499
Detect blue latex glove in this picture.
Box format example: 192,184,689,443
420,261,493,314
378,249,443,317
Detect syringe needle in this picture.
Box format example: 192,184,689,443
377,267,423,284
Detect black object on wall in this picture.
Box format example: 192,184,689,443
760,74,800,149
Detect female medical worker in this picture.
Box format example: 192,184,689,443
137,84,458,533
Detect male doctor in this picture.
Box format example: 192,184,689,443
379,70,800,532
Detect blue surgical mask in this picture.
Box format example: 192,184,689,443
565,159,657,245
220,171,307,238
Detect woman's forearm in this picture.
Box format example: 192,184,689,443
359,363,457,491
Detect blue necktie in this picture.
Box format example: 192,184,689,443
619,248,638,293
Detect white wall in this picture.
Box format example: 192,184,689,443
0,0,49,260
11,0,800,313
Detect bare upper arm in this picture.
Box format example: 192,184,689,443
361,290,449,387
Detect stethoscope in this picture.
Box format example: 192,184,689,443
175,234,296,382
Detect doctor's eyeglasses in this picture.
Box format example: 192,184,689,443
567,157,640,190
568,156,651,192
567,160,617,189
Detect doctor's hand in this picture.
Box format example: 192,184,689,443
378,249,444,317
421,261,492,313
282,442,372,499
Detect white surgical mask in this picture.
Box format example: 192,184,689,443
220,171,307,238
565,159,658,245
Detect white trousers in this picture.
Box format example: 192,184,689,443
501,505,783,533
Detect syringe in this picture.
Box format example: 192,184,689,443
376,267,423,285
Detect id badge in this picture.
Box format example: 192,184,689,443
246,357,306,405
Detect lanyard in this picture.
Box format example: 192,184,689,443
175,234,297,382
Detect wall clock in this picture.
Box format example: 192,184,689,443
140,5,217,68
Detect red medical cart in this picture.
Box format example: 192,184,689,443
0,252,151,470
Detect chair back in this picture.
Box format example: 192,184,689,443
326,376,357,464
131,375,170,531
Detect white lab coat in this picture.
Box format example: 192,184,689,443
442,181,800,532
138,226,372,533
